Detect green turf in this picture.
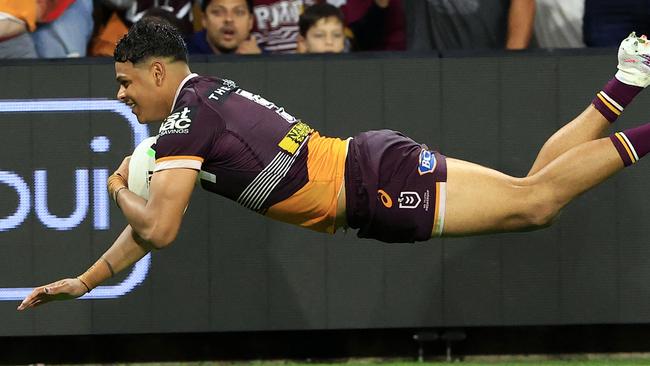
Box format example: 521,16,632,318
73,359,650,366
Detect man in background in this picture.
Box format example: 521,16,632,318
187,0,261,54
406,0,535,50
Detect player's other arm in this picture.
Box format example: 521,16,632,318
116,167,198,249
17,225,154,310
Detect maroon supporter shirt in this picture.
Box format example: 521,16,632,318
334,0,406,51
251,0,316,53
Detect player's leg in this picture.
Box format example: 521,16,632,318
441,121,650,237
527,106,608,176
440,137,623,236
528,33,650,176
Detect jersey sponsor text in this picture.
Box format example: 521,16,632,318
160,106,193,136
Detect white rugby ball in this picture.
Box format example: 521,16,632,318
128,136,158,200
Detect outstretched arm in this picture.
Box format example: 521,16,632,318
17,225,155,310
19,151,197,310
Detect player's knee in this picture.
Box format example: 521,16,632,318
523,202,559,229
517,180,561,230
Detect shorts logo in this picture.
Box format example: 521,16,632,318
398,191,421,209
418,149,436,175
159,106,193,136
377,189,393,208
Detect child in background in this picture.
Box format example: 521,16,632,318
297,3,345,54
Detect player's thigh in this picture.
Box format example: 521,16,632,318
438,158,535,237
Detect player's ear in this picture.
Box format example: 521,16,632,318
150,60,166,87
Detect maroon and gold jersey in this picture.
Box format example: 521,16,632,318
153,74,347,233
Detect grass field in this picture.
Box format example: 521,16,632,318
68,359,650,366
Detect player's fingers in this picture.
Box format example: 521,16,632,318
115,156,131,178
19,292,35,305
17,292,40,310
24,299,45,309
121,156,131,170
16,299,30,311
31,298,49,307
27,291,55,307
20,287,42,304
17,280,67,310
124,156,131,174
23,285,52,303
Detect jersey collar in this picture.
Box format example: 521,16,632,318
170,72,199,112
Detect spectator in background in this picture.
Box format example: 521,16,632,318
95,0,196,38
32,0,94,57
250,0,403,53
250,0,309,53
406,0,535,51
124,0,195,36
534,0,584,48
335,0,406,51
89,0,131,57
583,0,650,47
297,3,344,53
90,0,195,57
0,1,39,58
187,0,261,54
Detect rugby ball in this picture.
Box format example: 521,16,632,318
128,136,158,200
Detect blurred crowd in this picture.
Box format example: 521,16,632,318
0,0,648,59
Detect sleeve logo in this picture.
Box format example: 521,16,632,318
278,121,313,155
159,106,193,136
418,149,436,175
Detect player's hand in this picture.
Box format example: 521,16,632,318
108,156,130,201
115,155,131,181
16,278,87,311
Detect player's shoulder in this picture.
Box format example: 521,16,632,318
169,75,235,117
158,76,231,137
183,75,239,107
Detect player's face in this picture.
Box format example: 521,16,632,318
202,0,254,53
302,17,345,53
115,61,168,123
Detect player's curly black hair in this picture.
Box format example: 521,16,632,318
114,18,188,65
